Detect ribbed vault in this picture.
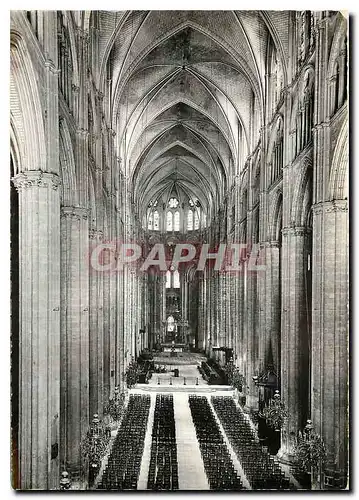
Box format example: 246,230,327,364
99,11,289,225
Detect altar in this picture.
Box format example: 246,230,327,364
162,343,186,353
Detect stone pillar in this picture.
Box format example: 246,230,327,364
218,273,226,351
13,171,61,490
102,256,111,403
60,206,90,477
311,201,348,487
109,226,117,394
89,228,104,418
261,241,281,371
236,265,245,374
116,254,125,392
245,253,259,410
279,226,311,461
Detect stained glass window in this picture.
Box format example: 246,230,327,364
153,211,159,230
173,270,180,288
166,270,171,288
187,209,193,230
167,211,173,231
194,210,200,230
167,315,175,332
174,211,180,231
168,197,179,209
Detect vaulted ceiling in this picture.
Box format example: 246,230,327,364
95,11,290,223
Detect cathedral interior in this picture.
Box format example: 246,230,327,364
10,10,349,491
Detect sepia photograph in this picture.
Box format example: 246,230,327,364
9,9,349,491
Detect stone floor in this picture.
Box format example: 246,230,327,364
148,364,208,386
172,393,209,490
153,352,207,365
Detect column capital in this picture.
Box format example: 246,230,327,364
60,206,90,220
12,170,61,192
89,228,104,240
312,200,348,214
265,240,280,248
282,225,311,237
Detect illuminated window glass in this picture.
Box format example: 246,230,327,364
167,315,175,332
187,209,193,230
194,210,200,230
174,211,180,231
153,211,159,230
202,213,207,228
173,270,180,288
167,211,173,231
166,270,171,288
169,197,179,209
148,212,153,230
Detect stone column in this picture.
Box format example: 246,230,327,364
236,265,245,374
311,201,348,487
279,226,311,461
13,171,61,490
89,228,104,418
116,250,125,392
218,273,226,351
261,241,281,371
60,205,90,477
245,254,260,410
102,255,111,403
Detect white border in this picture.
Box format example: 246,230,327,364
0,5,355,499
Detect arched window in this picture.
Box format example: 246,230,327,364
166,211,173,232
174,211,180,231
167,315,175,332
194,210,200,230
187,209,193,231
272,129,283,184
332,61,340,116
202,213,207,228
57,12,73,111
153,211,159,230
169,197,179,209
166,270,171,288
270,50,283,116
173,270,180,288
148,212,153,230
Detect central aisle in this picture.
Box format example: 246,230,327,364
173,393,209,490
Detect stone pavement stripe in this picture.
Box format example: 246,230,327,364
173,393,209,490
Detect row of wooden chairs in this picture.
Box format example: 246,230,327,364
147,394,179,490
97,395,150,490
211,396,293,490
189,395,243,490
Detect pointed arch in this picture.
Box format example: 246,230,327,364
290,154,313,227
59,118,78,206
10,31,47,172
269,190,283,242
329,117,349,200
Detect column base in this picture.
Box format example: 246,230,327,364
244,393,259,412
277,447,295,466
